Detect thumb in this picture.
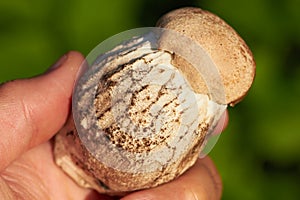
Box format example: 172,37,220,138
0,51,84,171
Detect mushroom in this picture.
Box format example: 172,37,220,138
54,7,256,195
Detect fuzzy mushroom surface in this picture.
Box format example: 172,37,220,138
54,7,256,195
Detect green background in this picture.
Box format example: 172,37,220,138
1,0,299,199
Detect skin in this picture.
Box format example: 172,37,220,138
0,51,227,200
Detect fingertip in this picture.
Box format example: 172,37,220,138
224,110,229,127
211,110,229,135
64,50,85,73
121,192,156,200
40,50,85,104
46,51,85,77
194,157,223,199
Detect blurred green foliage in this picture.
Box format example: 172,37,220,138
0,0,299,199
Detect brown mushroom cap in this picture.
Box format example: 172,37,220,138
156,7,256,106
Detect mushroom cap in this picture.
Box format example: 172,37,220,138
157,7,256,105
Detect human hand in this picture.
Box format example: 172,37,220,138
0,51,226,200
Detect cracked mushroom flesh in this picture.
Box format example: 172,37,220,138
54,7,256,195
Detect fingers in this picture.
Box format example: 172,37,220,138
0,51,84,171
122,157,222,200
0,141,114,200
211,110,229,135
